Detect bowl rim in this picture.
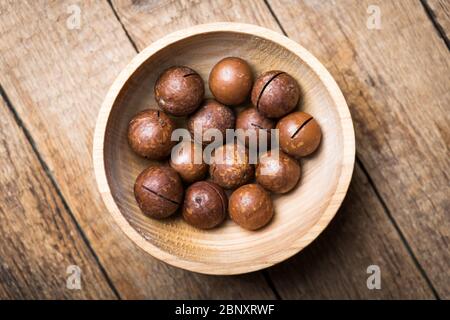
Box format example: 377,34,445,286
93,22,355,275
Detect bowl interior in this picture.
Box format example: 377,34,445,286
103,31,345,273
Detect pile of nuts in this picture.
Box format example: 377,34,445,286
128,57,322,231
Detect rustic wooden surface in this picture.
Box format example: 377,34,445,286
427,0,450,46
0,0,448,299
0,93,115,299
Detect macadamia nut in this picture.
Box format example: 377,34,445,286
209,57,253,105
127,109,176,160
182,181,227,229
155,66,204,116
229,184,274,230
276,111,322,158
251,70,300,118
134,166,184,219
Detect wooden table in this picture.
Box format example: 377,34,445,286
0,0,448,299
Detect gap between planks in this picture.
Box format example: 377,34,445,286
263,0,441,299
0,85,122,300
356,158,440,299
420,0,450,50
108,0,139,53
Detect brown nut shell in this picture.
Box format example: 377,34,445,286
209,143,254,189
127,109,176,160
235,107,275,149
169,141,208,184
187,99,235,146
256,150,301,193
155,66,204,116
209,57,253,105
134,166,184,219
229,184,274,230
251,71,300,118
276,111,322,158
182,181,227,229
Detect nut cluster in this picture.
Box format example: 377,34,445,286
127,58,322,231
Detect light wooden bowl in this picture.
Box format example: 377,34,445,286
93,23,355,275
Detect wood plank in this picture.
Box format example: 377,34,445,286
110,0,436,298
0,93,116,299
0,0,275,299
268,0,450,298
426,0,450,44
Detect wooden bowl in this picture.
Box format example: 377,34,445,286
93,23,355,275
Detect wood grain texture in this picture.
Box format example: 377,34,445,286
427,0,450,43
0,0,275,299
111,0,281,50
268,165,434,299
268,0,450,298
94,23,355,274
0,93,115,299
110,0,436,298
